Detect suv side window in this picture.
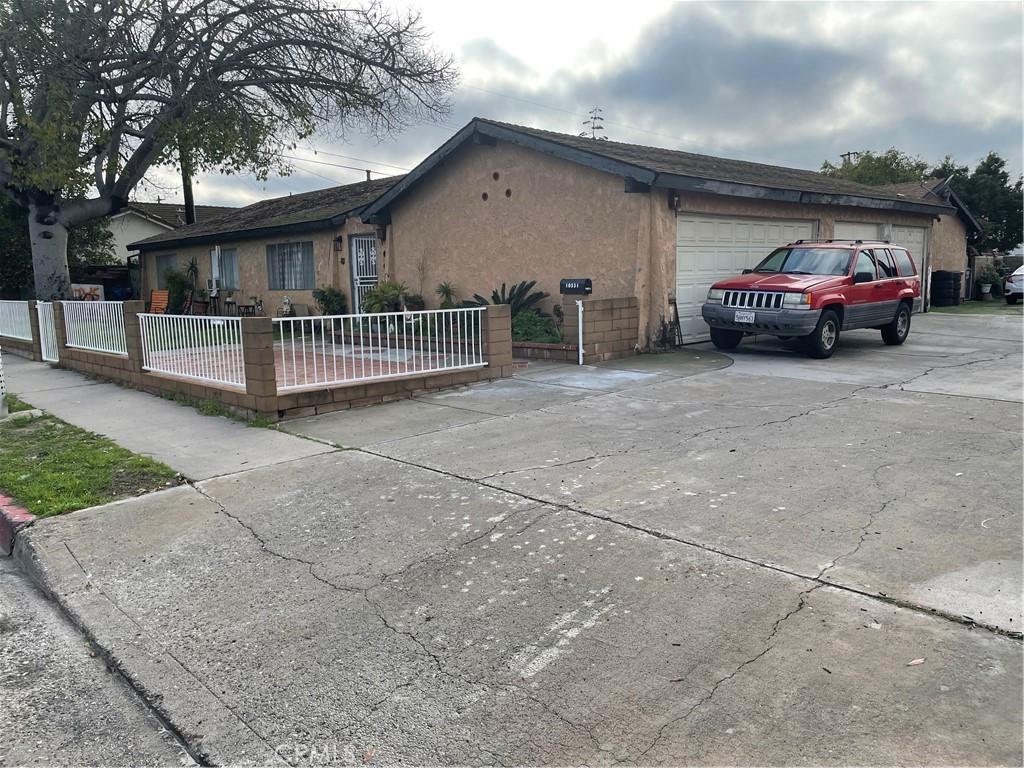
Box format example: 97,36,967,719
854,251,877,281
892,248,916,276
875,248,898,279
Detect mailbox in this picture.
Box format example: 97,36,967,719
560,278,593,295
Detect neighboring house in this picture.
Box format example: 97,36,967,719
108,202,236,263
130,177,400,314
361,118,957,343
877,178,982,297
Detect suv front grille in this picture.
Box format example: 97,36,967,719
723,290,785,310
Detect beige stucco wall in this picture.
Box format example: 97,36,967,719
109,212,171,264
140,218,378,314
928,214,969,283
387,141,647,323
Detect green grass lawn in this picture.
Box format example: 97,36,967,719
930,300,1023,316
4,394,33,413
0,409,180,517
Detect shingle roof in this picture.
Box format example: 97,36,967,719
876,177,982,234
129,202,238,228
131,175,402,250
477,119,949,206
363,118,953,221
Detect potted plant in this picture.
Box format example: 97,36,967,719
977,264,1001,300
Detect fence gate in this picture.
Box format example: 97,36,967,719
349,234,379,313
36,301,59,362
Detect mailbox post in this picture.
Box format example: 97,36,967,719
560,279,592,366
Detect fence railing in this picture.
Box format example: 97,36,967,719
36,302,59,362
0,300,31,340
139,313,246,388
63,300,127,356
273,307,486,391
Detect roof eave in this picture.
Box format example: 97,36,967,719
130,216,338,251
935,182,984,235
652,173,954,217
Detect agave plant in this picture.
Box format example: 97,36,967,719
468,280,549,316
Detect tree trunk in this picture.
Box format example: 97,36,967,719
27,204,71,299
179,138,196,225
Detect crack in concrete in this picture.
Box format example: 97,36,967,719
894,353,1014,392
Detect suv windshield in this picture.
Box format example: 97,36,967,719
754,247,853,276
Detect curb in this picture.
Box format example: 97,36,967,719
0,493,34,556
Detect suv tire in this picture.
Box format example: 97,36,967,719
1008,295,1019,305
881,303,911,345
804,309,840,359
710,327,743,350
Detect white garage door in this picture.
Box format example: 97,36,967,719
676,214,814,341
889,225,929,304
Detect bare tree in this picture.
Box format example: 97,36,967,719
0,0,456,298
579,107,607,141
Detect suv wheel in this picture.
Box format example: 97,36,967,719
710,327,743,350
881,303,911,345
804,310,840,359
1008,295,1019,305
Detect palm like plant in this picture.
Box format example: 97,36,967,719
468,280,549,315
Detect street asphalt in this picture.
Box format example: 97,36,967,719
6,312,1023,765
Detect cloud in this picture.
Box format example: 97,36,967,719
147,1,1022,206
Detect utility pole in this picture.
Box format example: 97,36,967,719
840,151,861,165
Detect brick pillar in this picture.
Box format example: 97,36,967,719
53,301,69,357
482,304,513,375
26,300,43,361
241,317,277,414
121,300,145,376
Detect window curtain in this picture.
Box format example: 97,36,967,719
219,248,240,290
266,242,315,290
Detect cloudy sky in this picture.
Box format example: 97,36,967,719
141,1,1023,207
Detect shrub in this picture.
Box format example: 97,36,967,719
436,281,459,309
468,280,549,316
512,309,562,343
361,280,407,312
163,268,190,313
312,285,348,316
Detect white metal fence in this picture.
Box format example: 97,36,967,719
63,300,127,356
0,300,31,340
273,307,486,392
36,301,58,362
139,313,246,388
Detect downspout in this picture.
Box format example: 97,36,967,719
576,299,584,366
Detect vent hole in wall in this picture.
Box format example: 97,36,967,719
505,188,512,198
481,192,489,201
492,172,500,181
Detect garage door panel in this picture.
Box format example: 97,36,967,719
676,214,814,342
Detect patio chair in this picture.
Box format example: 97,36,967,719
149,289,169,314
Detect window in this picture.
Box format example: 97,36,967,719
155,253,177,289
853,252,876,280
266,241,315,290
753,248,853,276
874,248,898,279
892,248,916,277
211,247,240,290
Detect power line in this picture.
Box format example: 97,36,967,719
282,154,380,175
302,147,412,172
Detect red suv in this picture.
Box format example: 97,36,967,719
701,240,921,358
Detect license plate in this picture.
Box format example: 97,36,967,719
734,310,755,324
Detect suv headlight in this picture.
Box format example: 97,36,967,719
782,292,813,309
706,288,725,304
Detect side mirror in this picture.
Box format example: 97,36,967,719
854,271,874,284
741,269,753,274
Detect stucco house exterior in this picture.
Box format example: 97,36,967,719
131,177,397,314
876,178,982,298
361,119,959,344
108,202,235,263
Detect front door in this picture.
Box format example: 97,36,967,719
349,234,378,313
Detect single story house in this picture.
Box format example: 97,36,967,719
133,118,974,345
109,202,235,263
131,177,399,315
361,118,959,343
876,178,982,297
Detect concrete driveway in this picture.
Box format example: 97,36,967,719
15,312,1022,765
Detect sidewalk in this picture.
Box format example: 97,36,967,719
2,355,334,481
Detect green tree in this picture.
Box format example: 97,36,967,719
951,153,1023,252
0,0,456,299
821,149,929,185
0,198,114,298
